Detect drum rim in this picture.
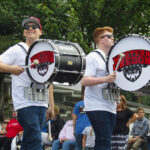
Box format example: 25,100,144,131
107,34,150,74
106,34,150,91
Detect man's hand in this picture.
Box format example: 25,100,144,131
105,72,116,83
47,107,54,120
0,61,24,75
10,65,24,75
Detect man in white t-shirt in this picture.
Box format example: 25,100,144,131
81,26,116,150
0,17,54,150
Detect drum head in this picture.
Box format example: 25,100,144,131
107,35,150,91
26,40,55,84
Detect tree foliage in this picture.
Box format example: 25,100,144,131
0,0,150,52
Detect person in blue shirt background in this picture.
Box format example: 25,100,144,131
73,87,91,150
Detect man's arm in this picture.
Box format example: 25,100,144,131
0,61,24,75
81,72,116,87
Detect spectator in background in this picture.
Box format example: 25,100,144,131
52,110,75,150
127,107,149,150
82,126,95,150
42,105,65,143
0,118,10,137
73,87,91,150
111,95,138,150
0,116,23,150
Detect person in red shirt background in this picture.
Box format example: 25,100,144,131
0,118,10,137
0,111,23,150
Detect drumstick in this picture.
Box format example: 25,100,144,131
22,59,39,69
48,121,53,141
115,53,125,72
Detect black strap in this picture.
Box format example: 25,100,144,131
17,43,27,54
92,50,106,62
17,43,35,87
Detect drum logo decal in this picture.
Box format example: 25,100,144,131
113,50,150,82
30,51,54,76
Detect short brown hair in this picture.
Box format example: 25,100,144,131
120,95,127,110
137,107,144,113
93,26,113,44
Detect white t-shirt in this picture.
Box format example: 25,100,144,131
84,49,116,114
82,126,95,147
0,42,48,110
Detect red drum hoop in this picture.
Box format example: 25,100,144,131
26,39,86,85
107,34,150,91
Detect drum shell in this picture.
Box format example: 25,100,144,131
49,40,86,85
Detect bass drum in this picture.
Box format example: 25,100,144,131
107,34,150,92
26,39,86,85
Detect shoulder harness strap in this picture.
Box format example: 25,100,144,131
92,50,106,62
17,43,27,54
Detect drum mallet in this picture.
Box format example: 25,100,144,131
22,59,39,69
115,53,125,72
48,121,53,141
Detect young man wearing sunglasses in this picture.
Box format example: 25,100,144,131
0,17,54,150
81,26,116,150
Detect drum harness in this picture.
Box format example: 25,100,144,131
17,43,49,103
93,50,120,102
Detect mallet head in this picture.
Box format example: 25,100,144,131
33,59,39,65
119,53,125,58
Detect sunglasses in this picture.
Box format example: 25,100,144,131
24,25,39,30
101,34,113,39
